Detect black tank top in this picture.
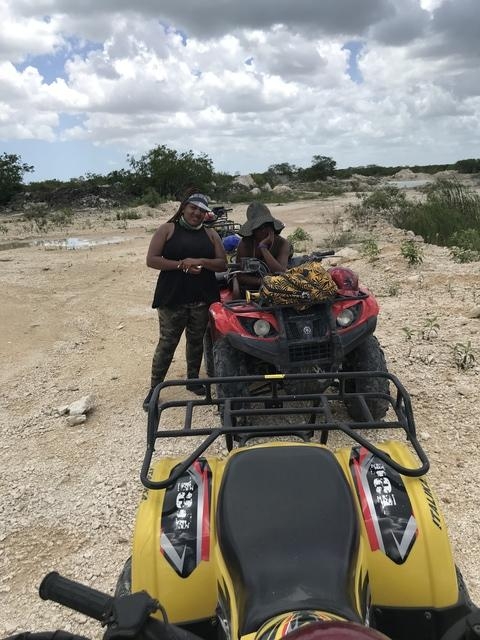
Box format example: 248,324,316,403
152,223,220,308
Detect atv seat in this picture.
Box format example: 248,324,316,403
217,446,361,634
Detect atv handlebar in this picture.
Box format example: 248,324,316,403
40,572,112,622
35,573,198,640
8,572,479,640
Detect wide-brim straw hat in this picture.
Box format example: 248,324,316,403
238,202,285,237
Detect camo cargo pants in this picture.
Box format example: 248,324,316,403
150,302,209,388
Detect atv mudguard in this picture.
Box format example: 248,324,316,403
132,441,460,632
132,456,222,624
335,440,459,609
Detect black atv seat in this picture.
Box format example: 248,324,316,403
217,446,361,634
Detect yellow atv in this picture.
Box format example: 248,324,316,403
124,371,477,640
26,372,479,640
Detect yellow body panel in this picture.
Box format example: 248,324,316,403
132,440,460,631
335,441,459,609
132,456,221,623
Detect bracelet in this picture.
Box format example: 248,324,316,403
177,262,181,269
258,244,269,250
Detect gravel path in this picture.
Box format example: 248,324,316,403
1,199,479,637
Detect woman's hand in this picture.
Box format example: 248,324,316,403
257,228,275,250
180,258,203,274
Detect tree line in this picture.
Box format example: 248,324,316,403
1,147,479,207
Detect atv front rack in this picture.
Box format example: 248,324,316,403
142,371,430,489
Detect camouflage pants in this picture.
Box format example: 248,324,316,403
150,303,209,388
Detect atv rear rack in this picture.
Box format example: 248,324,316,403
142,371,430,489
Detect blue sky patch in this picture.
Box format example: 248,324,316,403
342,40,364,84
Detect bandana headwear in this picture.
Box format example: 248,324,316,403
178,215,204,231
185,193,212,212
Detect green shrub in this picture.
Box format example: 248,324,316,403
453,341,476,371
287,227,313,251
450,228,480,252
116,209,141,220
400,239,424,265
49,209,74,227
0,153,34,205
394,180,480,251
288,227,312,243
347,186,409,223
325,230,355,248
23,207,49,231
450,246,480,263
138,187,162,207
360,237,380,262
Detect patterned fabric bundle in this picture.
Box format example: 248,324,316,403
259,261,338,309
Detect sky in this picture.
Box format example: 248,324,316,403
1,0,479,182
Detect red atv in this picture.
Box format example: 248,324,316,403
203,205,241,238
204,251,389,422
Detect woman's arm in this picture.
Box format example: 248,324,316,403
146,223,181,271
257,236,290,273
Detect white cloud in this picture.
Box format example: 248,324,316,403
1,0,480,179
0,4,64,62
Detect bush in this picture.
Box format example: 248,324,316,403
117,209,141,220
287,227,313,251
325,230,355,248
394,180,480,251
347,187,409,223
400,240,423,266
400,239,424,266
49,209,74,227
0,153,34,205
138,187,162,207
128,145,214,198
361,237,380,262
450,246,480,263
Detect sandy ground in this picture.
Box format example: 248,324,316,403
0,194,479,637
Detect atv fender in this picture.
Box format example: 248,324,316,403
132,456,220,624
335,441,459,610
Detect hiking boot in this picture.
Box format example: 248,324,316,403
143,388,154,412
186,382,207,396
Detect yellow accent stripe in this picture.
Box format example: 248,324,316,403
264,374,285,379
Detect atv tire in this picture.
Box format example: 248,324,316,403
342,335,390,421
114,556,132,598
203,328,215,377
213,337,249,424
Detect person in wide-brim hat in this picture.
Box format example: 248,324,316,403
238,201,285,237
235,201,292,293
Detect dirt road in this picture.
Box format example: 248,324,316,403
1,197,479,636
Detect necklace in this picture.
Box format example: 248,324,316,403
178,215,203,231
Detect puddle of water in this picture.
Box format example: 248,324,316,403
0,236,126,251
32,236,125,250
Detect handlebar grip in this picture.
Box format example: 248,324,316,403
39,572,113,622
312,250,335,258
3,633,89,640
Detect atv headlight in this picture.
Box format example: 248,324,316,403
253,319,271,337
336,308,355,328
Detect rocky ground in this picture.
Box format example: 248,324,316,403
0,190,479,637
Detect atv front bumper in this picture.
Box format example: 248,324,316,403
226,316,377,370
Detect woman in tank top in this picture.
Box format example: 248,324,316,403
143,191,227,409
